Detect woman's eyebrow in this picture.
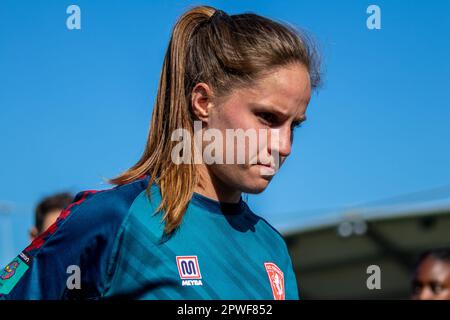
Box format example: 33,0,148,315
252,103,307,120
293,115,307,124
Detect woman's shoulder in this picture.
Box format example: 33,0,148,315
73,178,149,219
243,205,289,250
24,177,150,255
243,207,295,275
0,178,151,299
66,177,150,226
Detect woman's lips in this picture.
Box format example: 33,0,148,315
256,163,276,176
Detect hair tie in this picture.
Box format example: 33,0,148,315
210,9,226,22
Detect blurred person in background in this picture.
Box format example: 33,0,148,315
30,193,73,240
411,247,450,300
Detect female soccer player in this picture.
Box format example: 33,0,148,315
0,5,320,300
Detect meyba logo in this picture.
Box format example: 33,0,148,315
176,256,203,286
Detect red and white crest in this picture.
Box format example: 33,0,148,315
264,262,285,300
176,256,202,279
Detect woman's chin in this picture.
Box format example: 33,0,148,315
239,175,272,194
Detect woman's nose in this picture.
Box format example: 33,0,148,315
418,286,436,300
268,127,292,158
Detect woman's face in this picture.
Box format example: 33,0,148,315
195,63,312,195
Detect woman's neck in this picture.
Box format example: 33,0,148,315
194,165,242,203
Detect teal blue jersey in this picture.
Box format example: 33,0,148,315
0,177,299,300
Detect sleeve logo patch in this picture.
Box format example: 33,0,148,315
0,252,32,295
1,261,19,280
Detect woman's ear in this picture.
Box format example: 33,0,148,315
191,83,214,123
29,227,38,242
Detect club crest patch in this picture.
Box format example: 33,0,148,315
264,262,285,300
0,251,32,295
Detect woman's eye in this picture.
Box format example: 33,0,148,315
291,121,303,131
258,113,276,125
430,282,444,294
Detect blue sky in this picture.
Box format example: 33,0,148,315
1,0,449,264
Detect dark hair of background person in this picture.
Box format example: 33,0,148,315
35,192,74,233
414,247,450,271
